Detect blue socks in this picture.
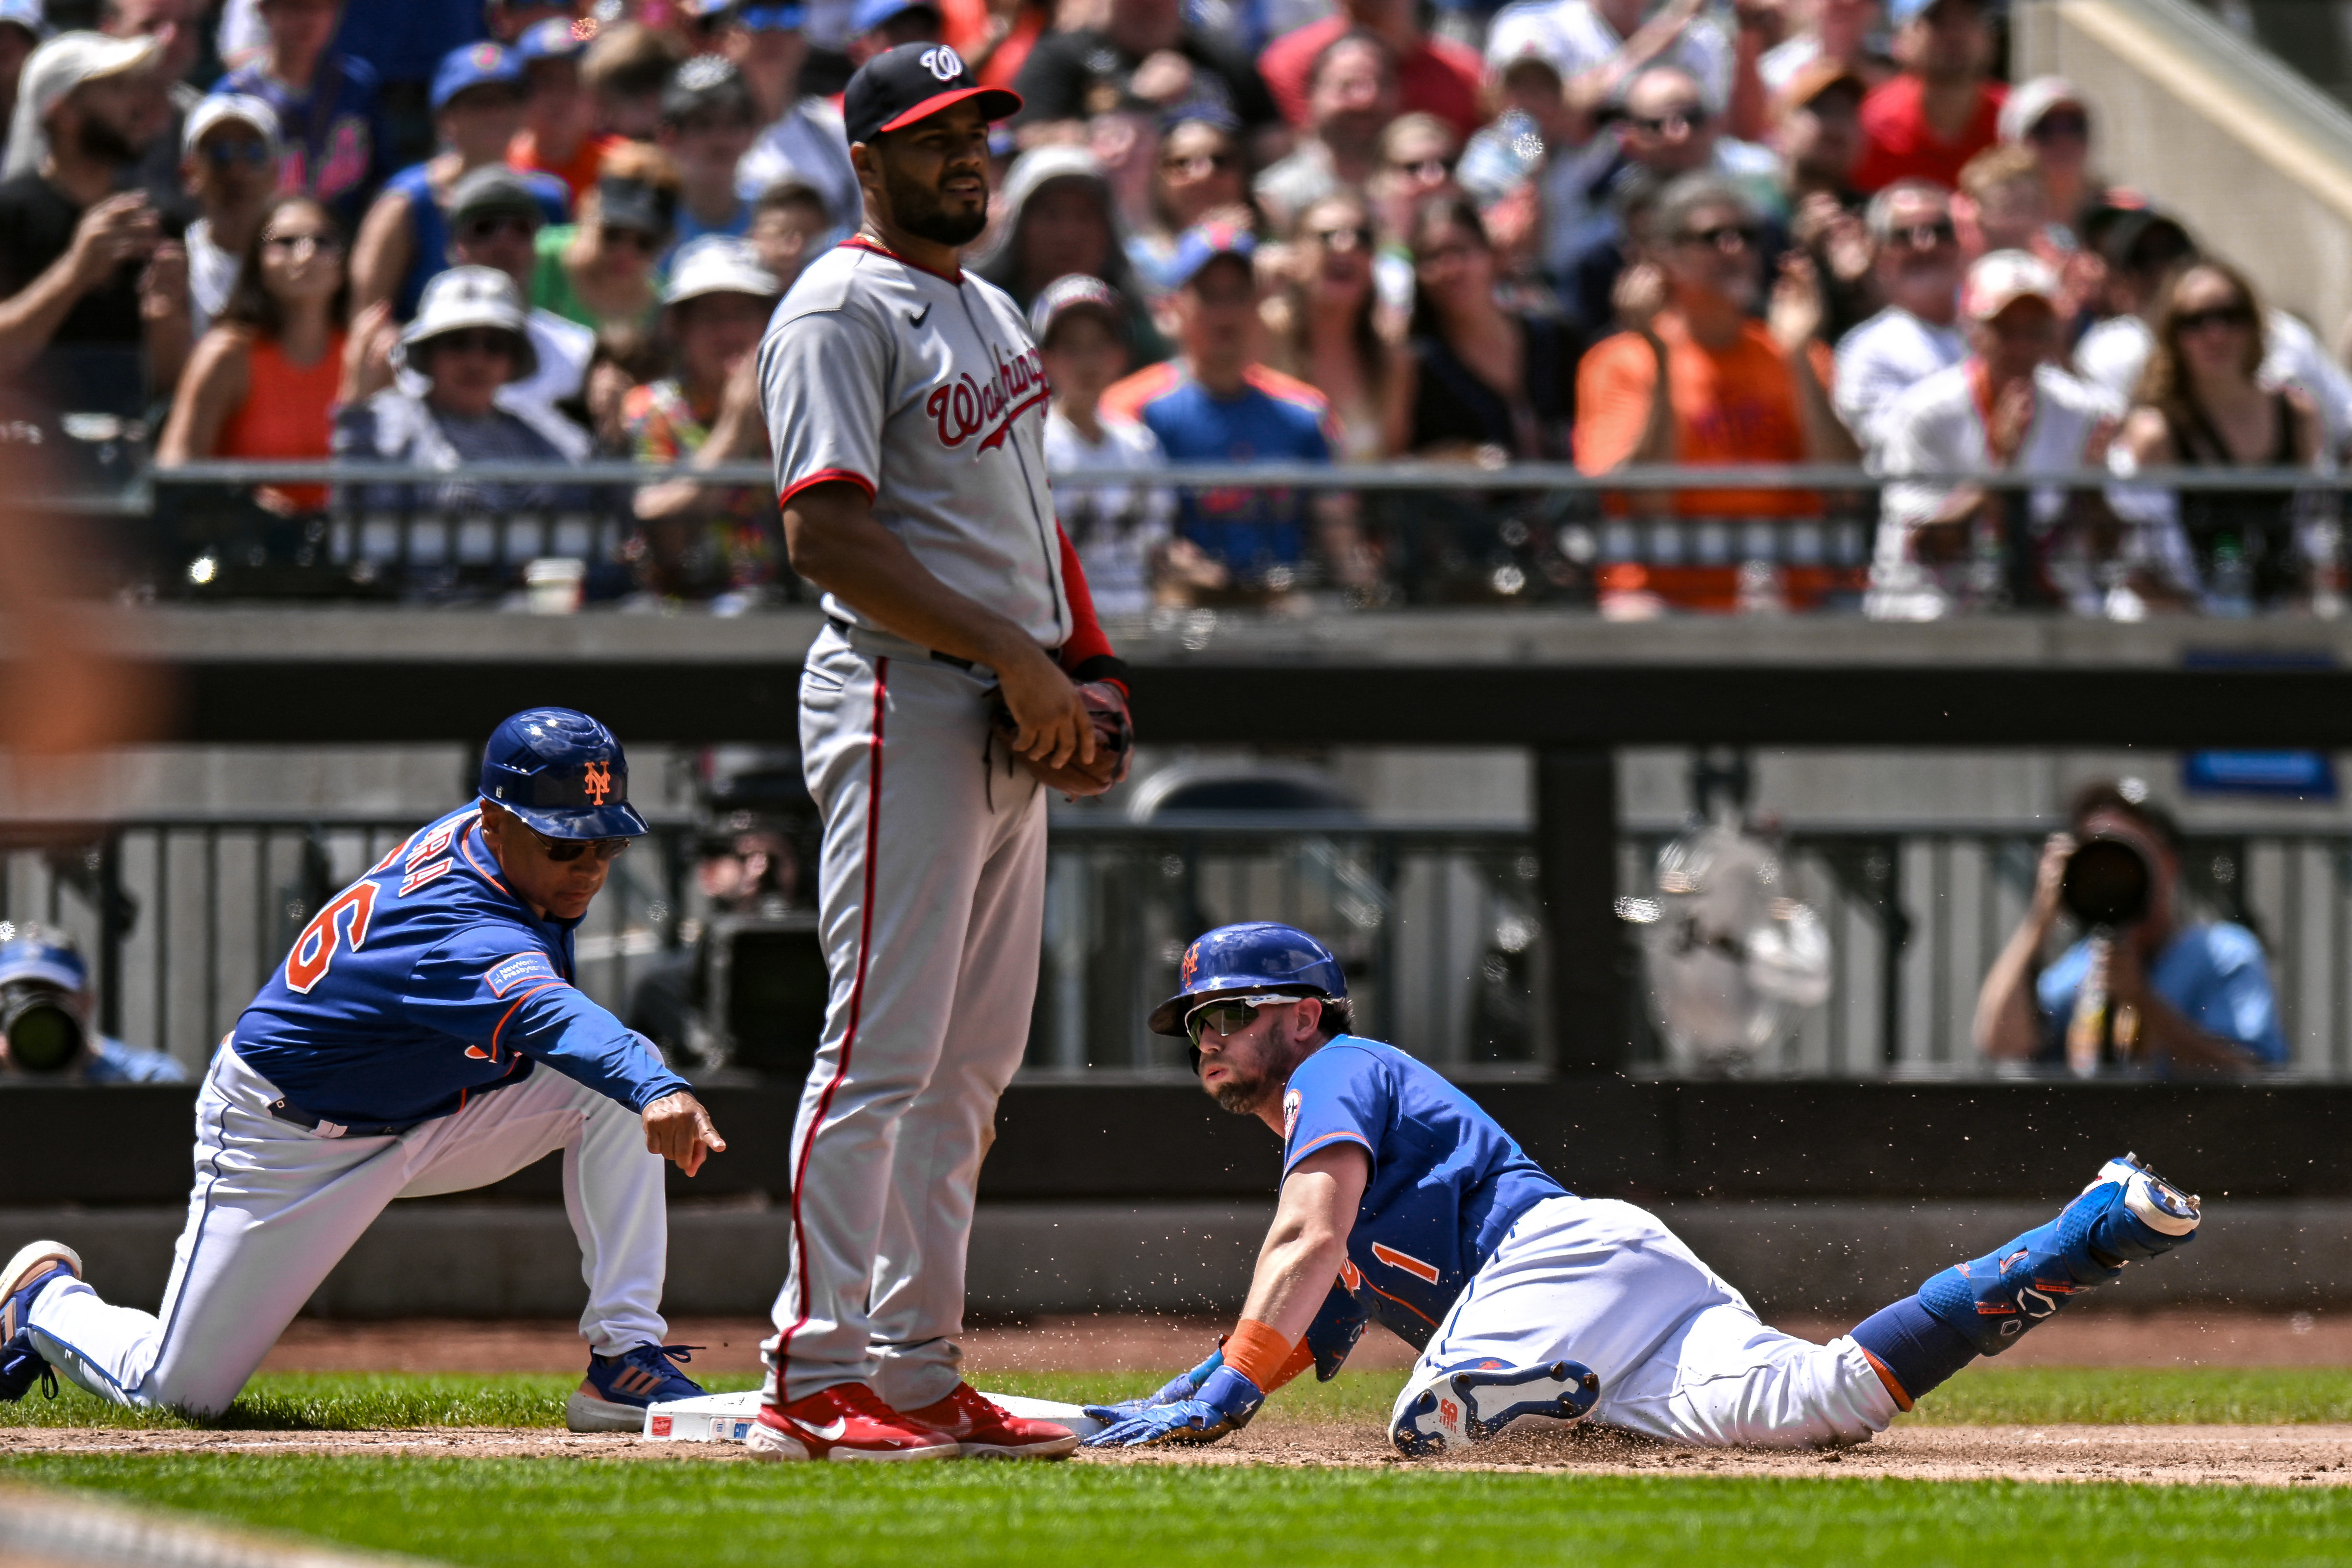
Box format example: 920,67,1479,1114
1850,1295,1977,1407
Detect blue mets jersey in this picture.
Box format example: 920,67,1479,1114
231,803,690,1127
1282,1036,1568,1350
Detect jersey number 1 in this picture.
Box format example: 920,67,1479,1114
286,882,380,994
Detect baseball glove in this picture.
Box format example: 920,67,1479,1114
995,680,1133,798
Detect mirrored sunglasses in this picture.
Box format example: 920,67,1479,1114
1184,993,1299,1048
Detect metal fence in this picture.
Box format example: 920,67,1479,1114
9,811,2352,1081
42,459,2349,617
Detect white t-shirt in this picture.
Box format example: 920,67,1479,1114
1870,359,2125,619
1833,305,1967,465
1043,406,1174,618
737,99,862,236
187,218,240,344
1485,0,1734,109
761,238,1070,648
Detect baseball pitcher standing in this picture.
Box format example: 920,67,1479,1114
750,43,1132,1463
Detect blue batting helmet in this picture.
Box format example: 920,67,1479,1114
1148,922,1347,1036
477,708,650,840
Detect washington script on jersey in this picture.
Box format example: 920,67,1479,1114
927,346,1049,452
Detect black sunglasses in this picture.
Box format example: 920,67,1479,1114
601,225,664,253
264,230,344,253
1309,223,1374,249
1888,219,1957,249
2027,110,2089,141
1628,107,1708,136
527,825,630,863
2174,305,2254,334
461,213,538,243
201,139,275,168
432,328,520,357
1183,993,1299,1049
1676,222,1755,252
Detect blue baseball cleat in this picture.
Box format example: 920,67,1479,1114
0,1241,81,1403
1389,1359,1601,1457
565,1343,705,1432
1921,1153,2201,1358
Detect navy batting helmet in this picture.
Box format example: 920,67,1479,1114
1148,922,1348,1037
478,708,650,840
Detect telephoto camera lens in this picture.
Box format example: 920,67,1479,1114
0,982,86,1074
2061,837,2152,930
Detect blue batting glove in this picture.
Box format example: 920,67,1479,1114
1082,1365,1264,1448
1081,1347,1224,1424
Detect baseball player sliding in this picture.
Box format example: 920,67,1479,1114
1083,923,2204,1454
0,710,727,1429
751,44,1131,1462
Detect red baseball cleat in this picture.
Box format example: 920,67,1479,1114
902,1382,1081,1459
745,1383,961,1462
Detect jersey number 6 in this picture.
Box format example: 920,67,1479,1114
286,882,380,994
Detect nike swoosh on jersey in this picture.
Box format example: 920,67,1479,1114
909,303,931,326
791,1415,851,1441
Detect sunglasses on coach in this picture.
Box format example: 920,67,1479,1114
527,826,630,863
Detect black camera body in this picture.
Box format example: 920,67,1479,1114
2061,836,2152,930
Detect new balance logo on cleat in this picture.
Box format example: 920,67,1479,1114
1388,1359,1601,1457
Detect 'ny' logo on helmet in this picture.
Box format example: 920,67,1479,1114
582,762,613,805
1180,943,1199,986
920,46,964,81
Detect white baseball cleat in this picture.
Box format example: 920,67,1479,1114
1389,1359,1601,1457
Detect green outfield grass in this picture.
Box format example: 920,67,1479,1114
7,1367,2352,1431
6,1454,2352,1568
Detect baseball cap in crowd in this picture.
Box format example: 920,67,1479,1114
852,0,941,34
431,41,527,112
595,172,678,236
843,41,1021,145
183,93,283,158
1028,273,1126,344
1999,75,2085,144
397,266,538,380
1167,221,1255,290
1962,249,2061,321
662,53,756,124
0,0,49,43
664,234,782,305
1778,59,1867,113
2,29,164,180
729,1,807,30
517,15,593,63
449,164,550,228
0,925,87,994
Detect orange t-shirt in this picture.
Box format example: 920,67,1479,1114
509,131,622,206
219,330,347,513
1573,312,1831,517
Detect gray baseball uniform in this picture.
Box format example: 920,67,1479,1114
758,236,1068,1409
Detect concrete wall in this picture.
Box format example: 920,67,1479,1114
2016,0,2352,336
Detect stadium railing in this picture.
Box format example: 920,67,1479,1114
8,811,2349,1083
54,460,2341,616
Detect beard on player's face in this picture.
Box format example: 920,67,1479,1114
881,154,988,246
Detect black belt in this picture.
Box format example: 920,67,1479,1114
826,615,976,672
265,1097,422,1140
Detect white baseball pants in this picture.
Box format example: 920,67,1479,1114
26,1043,671,1417
1394,1195,1900,1448
766,622,1047,1410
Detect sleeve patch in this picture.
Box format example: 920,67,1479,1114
486,951,562,997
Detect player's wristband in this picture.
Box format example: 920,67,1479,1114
1219,1318,1297,1392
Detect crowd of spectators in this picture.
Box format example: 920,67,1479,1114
0,0,2346,613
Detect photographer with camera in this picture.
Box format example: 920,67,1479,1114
1973,782,2285,1075
0,922,185,1085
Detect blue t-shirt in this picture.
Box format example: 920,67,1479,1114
2036,921,2288,1065
1281,1036,1567,1349
332,0,487,88
1113,362,1332,581
231,802,690,1126
85,1036,188,1084
213,55,389,227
